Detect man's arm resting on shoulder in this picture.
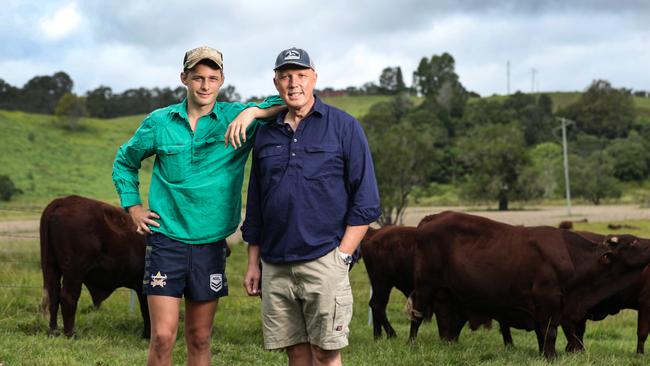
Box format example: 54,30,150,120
244,244,262,296
338,225,369,256
225,104,287,148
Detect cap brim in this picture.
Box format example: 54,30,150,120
274,61,313,71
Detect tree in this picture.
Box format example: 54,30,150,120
217,85,241,102
457,123,536,210
528,143,563,198
0,79,20,110
412,52,468,120
0,175,22,201
378,66,406,94
604,131,649,181
361,96,440,225
560,80,635,139
54,93,88,131
85,86,114,118
568,151,621,205
20,71,73,114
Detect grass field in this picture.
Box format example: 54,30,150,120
1,220,650,365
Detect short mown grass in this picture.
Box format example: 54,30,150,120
2,223,650,365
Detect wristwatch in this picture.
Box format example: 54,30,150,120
338,250,353,265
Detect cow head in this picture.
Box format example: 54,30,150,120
598,234,649,268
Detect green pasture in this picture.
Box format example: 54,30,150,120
1,219,650,365
0,95,388,216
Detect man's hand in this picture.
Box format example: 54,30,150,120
127,204,160,235
243,263,261,296
225,108,257,149
224,105,286,148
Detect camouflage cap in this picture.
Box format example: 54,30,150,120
183,46,223,70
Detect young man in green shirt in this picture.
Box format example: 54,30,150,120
112,46,284,366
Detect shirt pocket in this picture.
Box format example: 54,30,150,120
156,144,191,183
303,144,343,180
258,144,288,188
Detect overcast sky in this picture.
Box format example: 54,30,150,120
2,0,648,100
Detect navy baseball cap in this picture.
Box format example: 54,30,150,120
274,47,315,71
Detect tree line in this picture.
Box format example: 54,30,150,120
0,73,242,119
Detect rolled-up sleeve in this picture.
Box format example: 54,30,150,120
241,148,263,244
344,119,381,226
112,115,156,209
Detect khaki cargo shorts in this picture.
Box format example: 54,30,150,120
260,247,353,350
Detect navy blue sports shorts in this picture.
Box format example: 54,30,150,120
143,233,228,301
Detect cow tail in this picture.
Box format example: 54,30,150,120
39,202,58,318
405,294,423,321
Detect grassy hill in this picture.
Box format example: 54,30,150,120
1,93,649,212
0,95,389,212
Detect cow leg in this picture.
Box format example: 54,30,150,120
44,267,62,336
406,290,427,342
137,291,151,339
369,286,396,339
535,315,559,359
637,306,649,354
499,321,513,347
434,290,460,342
60,276,83,337
562,317,586,353
408,318,423,342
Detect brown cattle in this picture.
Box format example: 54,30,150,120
408,211,650,359
40,195,150,338
362,225,512,345
361,225,417,339
562,231,650,354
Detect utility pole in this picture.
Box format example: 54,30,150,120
560,117,573,216
506,60,510,95
531,68,537,93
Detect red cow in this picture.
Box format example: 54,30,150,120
408,211,650,359
363,225,512,345
562,230,650,354
361,226,417,339
40,195,150,338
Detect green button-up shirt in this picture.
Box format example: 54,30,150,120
112,96,283,244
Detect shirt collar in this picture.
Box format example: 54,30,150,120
169,98,220,121
274,95,324,126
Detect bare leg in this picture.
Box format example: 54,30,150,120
185,299,218,366
287,343,312,366
311,345,341,366
147,295,180,366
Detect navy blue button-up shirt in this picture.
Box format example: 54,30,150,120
241,96,380,264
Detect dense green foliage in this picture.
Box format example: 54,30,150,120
0,175,22,201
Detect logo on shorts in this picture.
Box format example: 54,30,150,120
210,274,222,293
150,271,167,288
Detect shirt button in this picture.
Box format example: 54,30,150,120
291,152,296,157
293,138,298,143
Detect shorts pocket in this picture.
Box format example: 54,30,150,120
332,293,353,333
157,144,191,182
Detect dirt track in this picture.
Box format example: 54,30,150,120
2,204,650,242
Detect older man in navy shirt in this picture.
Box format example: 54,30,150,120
242,47,380,366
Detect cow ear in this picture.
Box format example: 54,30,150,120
599,252,613,265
